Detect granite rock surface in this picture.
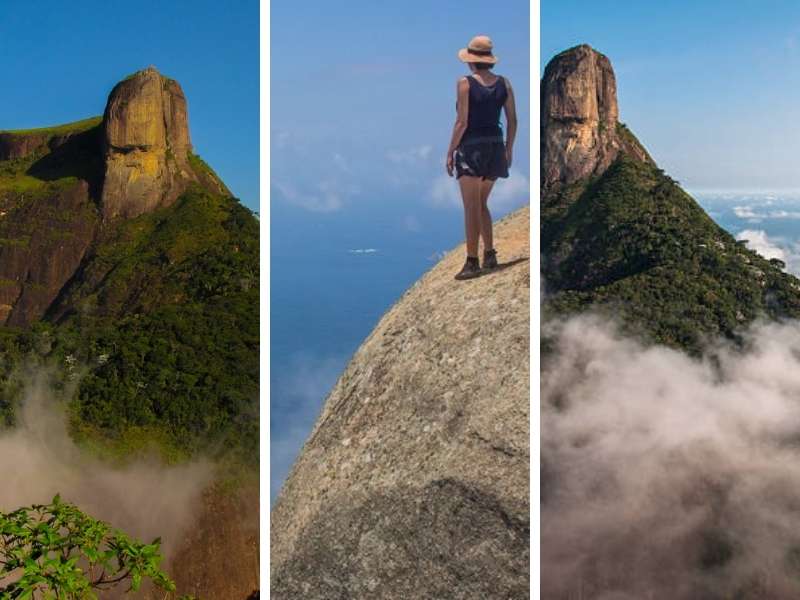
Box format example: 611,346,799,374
271,206,530,599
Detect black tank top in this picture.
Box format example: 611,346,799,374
461,74,507,142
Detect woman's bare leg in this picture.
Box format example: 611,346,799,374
458,175,482,258
479,177,496,252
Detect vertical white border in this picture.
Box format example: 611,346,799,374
531,0,540,598
260,0,270,595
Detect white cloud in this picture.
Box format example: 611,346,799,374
736,229,786,261
736,229,800,275
274,180,350,213
387,145,433,165
733,205,800,223
429,174,461,208
769,209,800,219
542,314,800,598
429,168,530,209
733,205,761,221
491,169,531,206
271,352,348,505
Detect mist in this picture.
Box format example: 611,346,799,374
0,375,213,558
542,314,800,599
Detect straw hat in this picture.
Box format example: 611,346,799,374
458,35,498,64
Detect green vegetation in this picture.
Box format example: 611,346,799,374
542,153,800,354
0,117,102,137
44,186,259,465
0,495,194,599
0,115,258,470
187,153,215,179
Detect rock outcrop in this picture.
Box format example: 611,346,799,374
0,133,50,161
271,206,530,598
101,66,197,220
0,68,232,327
541,44,651,193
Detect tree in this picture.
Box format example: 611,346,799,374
0,495,194,599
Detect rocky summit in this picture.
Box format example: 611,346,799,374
0,67,230,327
541,44,800,353
541,44,651,194
541,44,800,600
271,206,530,599
102,66,197,220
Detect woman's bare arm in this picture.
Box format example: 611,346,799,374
446,77,470,176
503,77,518,168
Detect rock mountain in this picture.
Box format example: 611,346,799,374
0,67,229,327
541,45,800,600
271,207,530,598
540,44,651,195
0,68,258,598
541,44,800,353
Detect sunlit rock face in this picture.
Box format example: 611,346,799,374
541,44,650,194
101,66,196,220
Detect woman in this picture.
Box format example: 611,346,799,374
446,35,517,280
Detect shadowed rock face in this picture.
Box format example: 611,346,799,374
0,180,98,327
271,206,530,599
101,66,197,220
541,44,651,193
0,133,50,161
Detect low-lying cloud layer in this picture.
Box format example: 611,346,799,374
0,375,213,557
736,228,800,276
542,315,800,599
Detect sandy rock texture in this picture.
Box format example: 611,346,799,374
541,44,651,194
101,66,197,220
271,205,530,599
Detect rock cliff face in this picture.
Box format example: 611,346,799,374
271,206,530,598
541,44,651,193
0,180,98,326
101,66,197,220
0,133,50,161
0,67,230,327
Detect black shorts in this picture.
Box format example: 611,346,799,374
455,137,509,181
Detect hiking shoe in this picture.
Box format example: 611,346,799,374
482,248,498,270
455,257,481,280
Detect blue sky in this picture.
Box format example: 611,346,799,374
542,0,800,191
0,0,259,211
271,0,530,216
270,0,530,503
